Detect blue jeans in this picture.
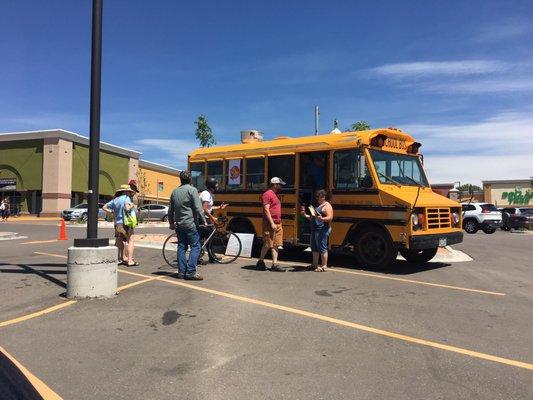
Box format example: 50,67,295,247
176,226,201,276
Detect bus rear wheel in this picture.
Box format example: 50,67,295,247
399,247,438,264
354,227,396,270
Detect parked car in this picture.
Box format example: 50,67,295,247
461,202,502,234
501,207,533,230
138,204,169,221
62,203,107,221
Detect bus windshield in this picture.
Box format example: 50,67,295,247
369,149,429,187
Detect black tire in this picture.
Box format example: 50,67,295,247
483,227,496,234
463,219,479,234
208,231,242,264
162,215,169,222
353,227,396,270
501,225,511,231
80,213,88,222
162,233,179,268
162,232,205,268
399,247,438,264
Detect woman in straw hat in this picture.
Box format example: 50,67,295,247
103,184,139,267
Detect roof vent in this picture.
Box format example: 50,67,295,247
241,130,263,144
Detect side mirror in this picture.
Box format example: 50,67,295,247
361,175,373,189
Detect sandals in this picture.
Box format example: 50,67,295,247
314,266,328,272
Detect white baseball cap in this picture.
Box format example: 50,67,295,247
270,177,286,185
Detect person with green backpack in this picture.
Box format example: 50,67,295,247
103,184,139,267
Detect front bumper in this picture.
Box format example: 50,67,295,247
408,231,463,250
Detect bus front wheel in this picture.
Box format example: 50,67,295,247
354,227,396,270
399,247,438,264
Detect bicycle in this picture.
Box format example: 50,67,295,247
162,216,242,268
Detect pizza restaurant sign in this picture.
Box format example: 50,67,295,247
501,187,532,205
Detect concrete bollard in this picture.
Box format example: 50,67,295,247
66,246,118,299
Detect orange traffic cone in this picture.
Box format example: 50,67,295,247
58,218,68,241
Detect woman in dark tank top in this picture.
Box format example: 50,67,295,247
300,189,334,272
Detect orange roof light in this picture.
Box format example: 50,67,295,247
370,134,387,147
407,142,422,154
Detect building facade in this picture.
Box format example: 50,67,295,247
0,129,180,216
483,179,533,207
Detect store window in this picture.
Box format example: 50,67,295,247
245,157,265,190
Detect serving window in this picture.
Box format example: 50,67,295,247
268,154,295,189
245,157,265,190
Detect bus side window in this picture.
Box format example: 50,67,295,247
334,150,373,190
226,159,243,190
245,157,265,190
190,162,206,191
334,150,357,190
207,160,223,189
268,155,295,189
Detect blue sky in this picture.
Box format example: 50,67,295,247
1,0,532,184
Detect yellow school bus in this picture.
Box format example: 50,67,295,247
188,128,463,269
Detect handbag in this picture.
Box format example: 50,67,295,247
123,208,138,228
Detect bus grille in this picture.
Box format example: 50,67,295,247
426,208,451,229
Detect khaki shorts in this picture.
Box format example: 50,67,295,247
115,224,133,241
262,220,283,248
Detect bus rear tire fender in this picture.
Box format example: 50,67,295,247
228,217,256,235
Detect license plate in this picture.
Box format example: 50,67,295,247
438,238,447,247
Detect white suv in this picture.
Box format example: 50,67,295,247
461,202,502,234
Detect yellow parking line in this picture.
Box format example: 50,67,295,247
0,301,77,328
21,240,59,245
0,345,62,399
33,251,67,259
116,276,160,291
276,260,505,296
118,269,533,371
31,252,531,370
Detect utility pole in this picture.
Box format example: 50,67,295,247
314,106,320,135
68,0,116,299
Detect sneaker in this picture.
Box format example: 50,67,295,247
256,260,267,271
185,273,204,281
270,264,285,272
176,273,185,279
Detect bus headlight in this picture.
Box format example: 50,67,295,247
451,211,460,227
411,210,425,230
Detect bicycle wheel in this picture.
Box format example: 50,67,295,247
162,233,179,268
208,231,242,264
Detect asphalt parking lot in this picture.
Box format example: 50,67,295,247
1,222,532,399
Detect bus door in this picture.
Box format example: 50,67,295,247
297,151,329,244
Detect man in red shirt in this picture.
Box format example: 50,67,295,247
256,177,286,272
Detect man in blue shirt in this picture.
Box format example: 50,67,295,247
103,184,137,266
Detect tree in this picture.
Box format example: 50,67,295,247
350,121,371,131
194,115,216,148
458,184,482,192
136,169,151,207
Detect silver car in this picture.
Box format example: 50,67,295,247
62,203,107,221
138,204,169,221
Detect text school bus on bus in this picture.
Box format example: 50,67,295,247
188,128,463,269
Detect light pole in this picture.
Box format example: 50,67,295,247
67,0,116,299
74,0,108,248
